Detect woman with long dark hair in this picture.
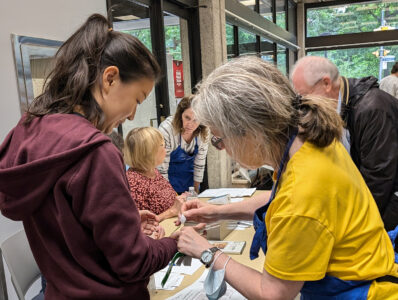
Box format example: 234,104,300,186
0,14,176,299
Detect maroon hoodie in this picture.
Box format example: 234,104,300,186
0,114,177,299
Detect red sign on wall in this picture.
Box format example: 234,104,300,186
173,60,184,98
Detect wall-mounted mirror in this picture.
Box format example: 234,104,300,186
12,34,62,115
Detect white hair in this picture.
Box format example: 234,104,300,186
290,56,340,87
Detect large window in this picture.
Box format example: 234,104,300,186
308,44,398,79
111,1,157,134
225,0,297,75
226,23,235,59
114,2,152,50
238,0,295,30
109,0,201,134
239,28,257,55
260,0,273,22
277,44,287,75
307,0,398,37
276,0,286,30
306,0,398,82
261,37,274,63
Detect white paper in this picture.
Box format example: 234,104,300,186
199,188,256,198
166,270,246,300
154,272,184,290
159,258,203,276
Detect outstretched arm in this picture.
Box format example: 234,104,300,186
177,191,271,224
174,226,303,300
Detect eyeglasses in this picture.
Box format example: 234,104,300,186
211,135,225,150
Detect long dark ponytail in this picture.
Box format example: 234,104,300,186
25,14,160,130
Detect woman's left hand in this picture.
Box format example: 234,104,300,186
139,210,159,235
150,225,165,240
172,226,212,258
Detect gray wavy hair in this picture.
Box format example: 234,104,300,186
192,56,342,167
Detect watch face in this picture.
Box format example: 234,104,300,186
201,250,213,264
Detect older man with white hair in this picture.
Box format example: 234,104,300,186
291,56,398,233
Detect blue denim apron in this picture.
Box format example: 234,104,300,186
168,136,198,193
249,133,398,299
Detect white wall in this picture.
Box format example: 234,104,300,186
0,1,106,298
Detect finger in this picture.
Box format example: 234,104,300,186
144,224,156,232
180,200,200,213
170,230,181,240
141,210,157,219
143,229,153,235
146,218,158,225
193,223,206,231
182,208,203,221
158,227,165,239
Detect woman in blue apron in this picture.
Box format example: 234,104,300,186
171,57,398,300
158,95,210,194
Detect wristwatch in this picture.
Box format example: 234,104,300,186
200,247,220,268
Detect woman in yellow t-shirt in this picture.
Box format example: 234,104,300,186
172,56,398,299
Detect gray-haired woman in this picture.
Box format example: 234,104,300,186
172,56,398,299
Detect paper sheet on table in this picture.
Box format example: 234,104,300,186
154,272,184,290
159,258,203,275
166,269,246,300
199,188,256,198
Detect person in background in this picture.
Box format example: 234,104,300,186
124,127,186,221
291,56,398,232
173,56,398,300
108,129,166,237
0,14,177,300
158,95,210,194
380,62,398,98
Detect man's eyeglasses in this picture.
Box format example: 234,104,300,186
211,135,225,150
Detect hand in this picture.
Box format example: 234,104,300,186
169,195,186,216
174,199,219,226
173,226,212,258
150,225,165,240
176,194,187,203
139,210,159,236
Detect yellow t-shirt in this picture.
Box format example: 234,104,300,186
264,140,398,299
